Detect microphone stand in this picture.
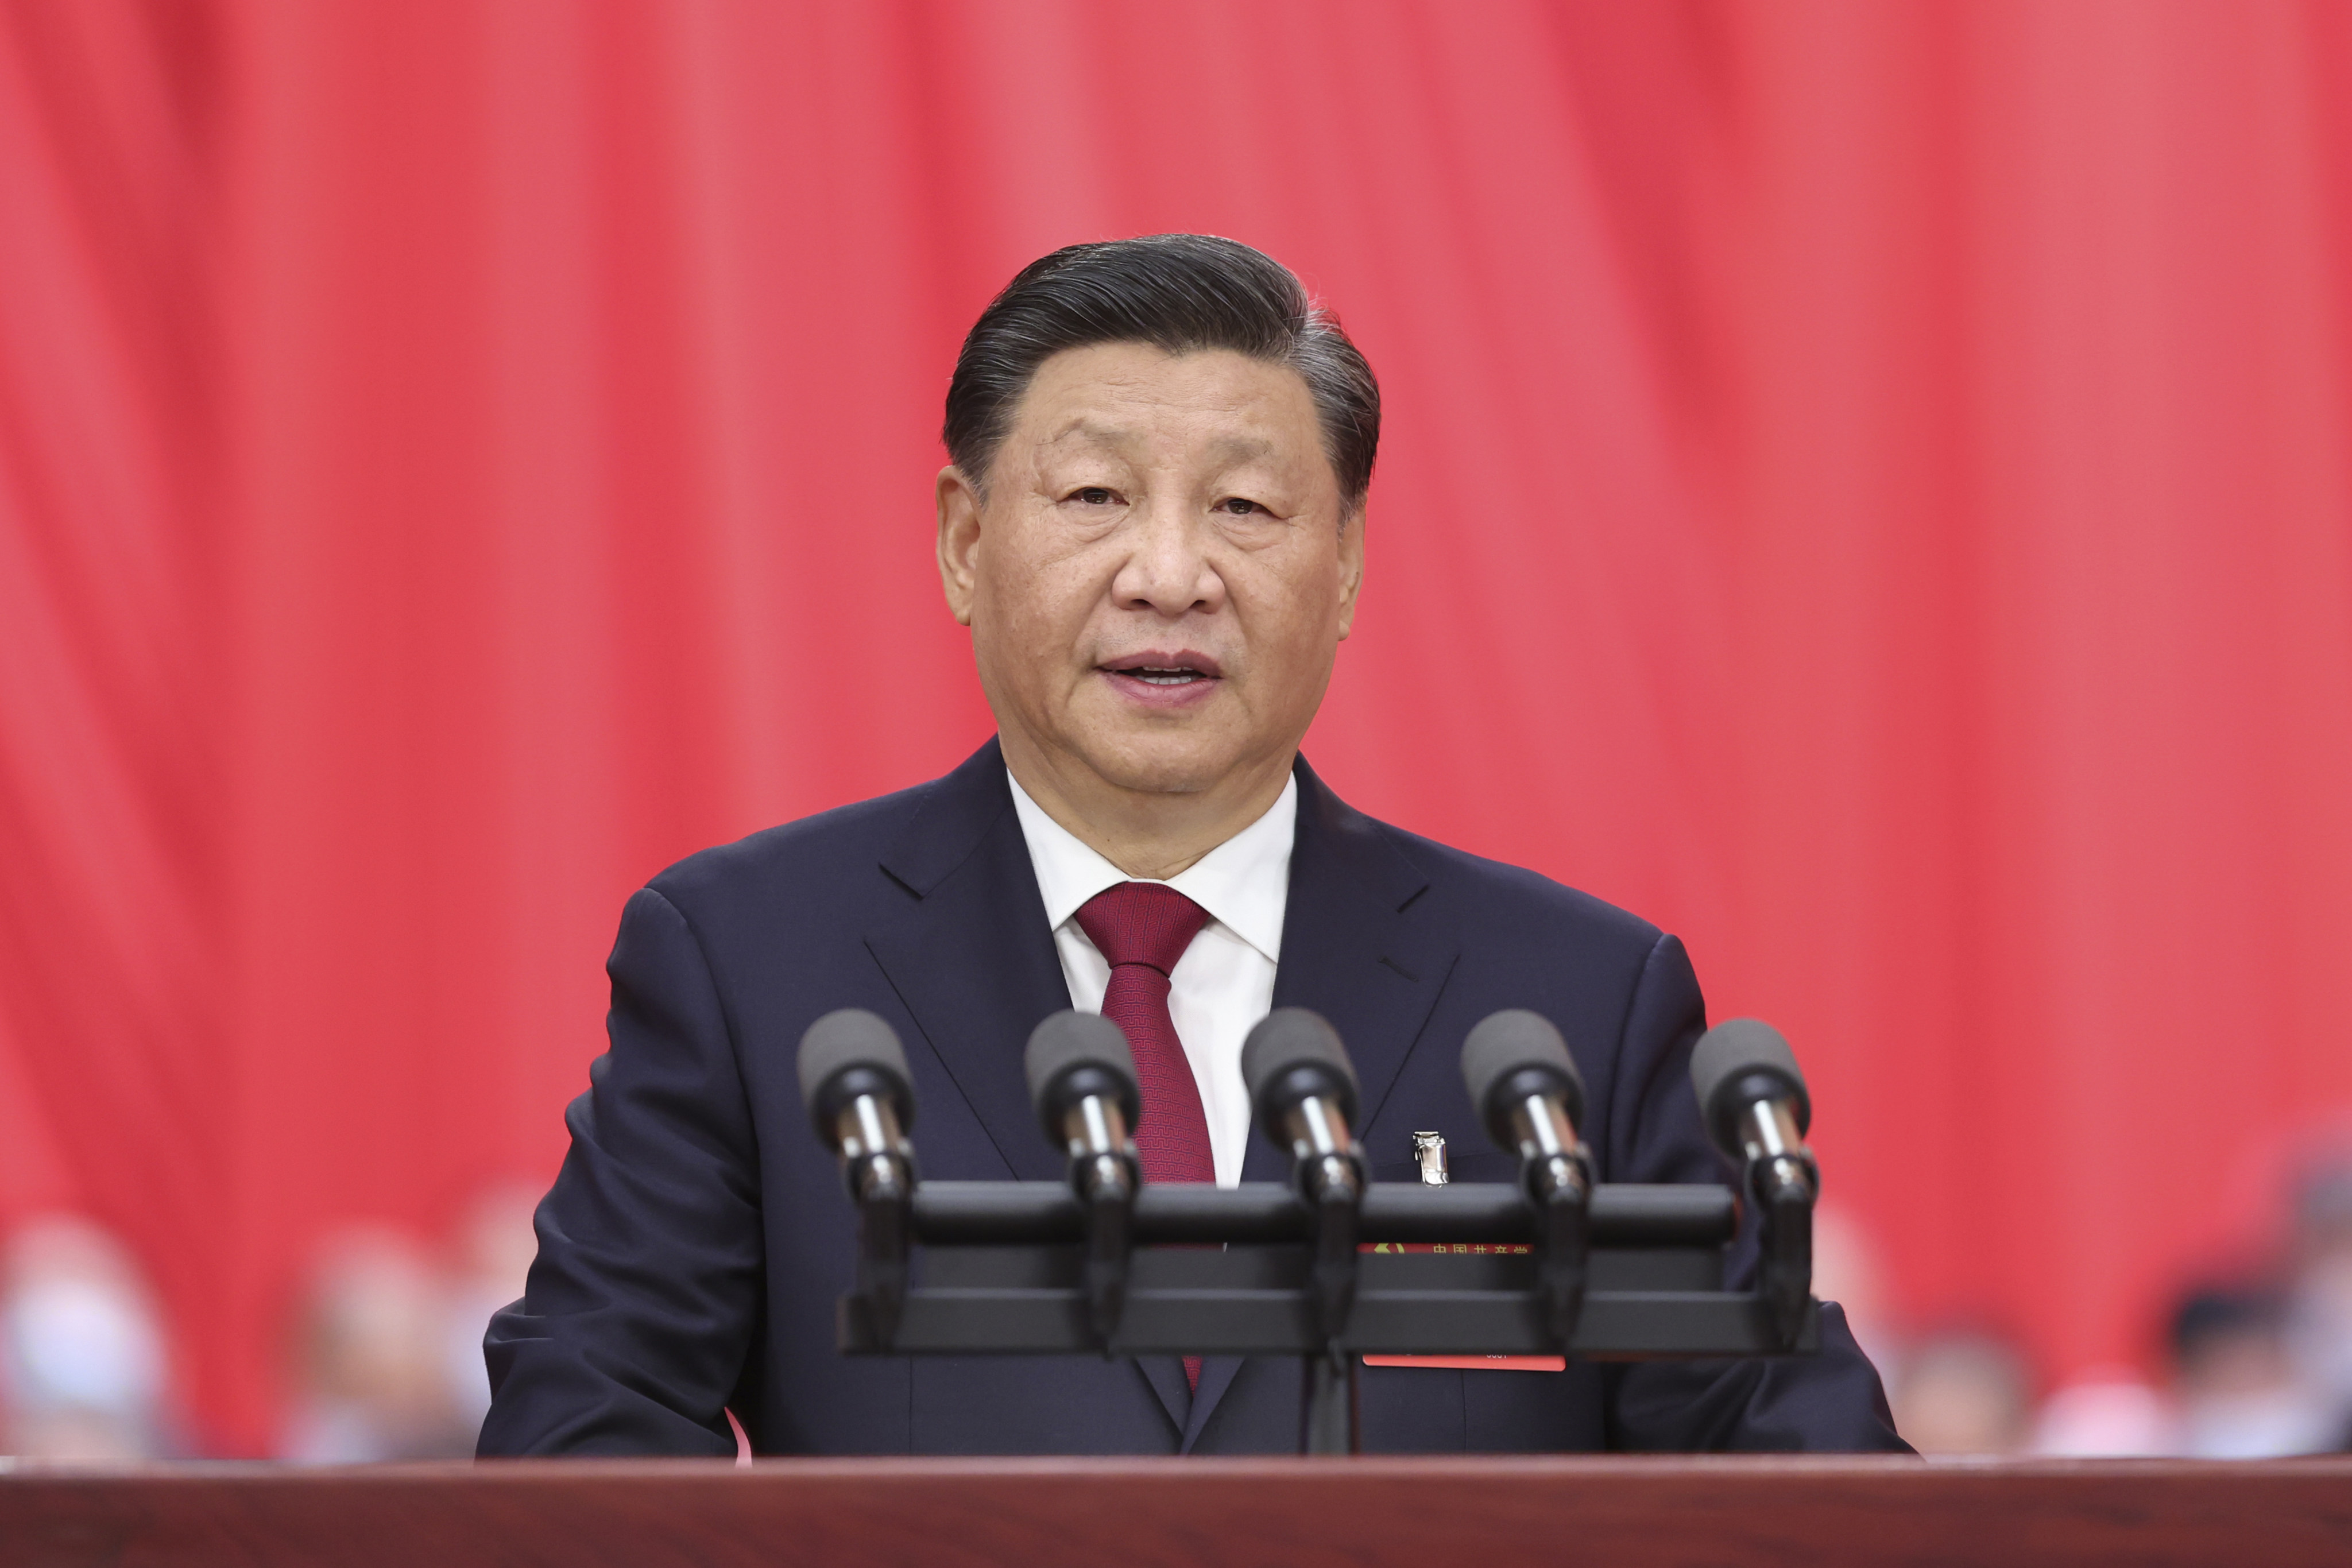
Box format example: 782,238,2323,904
834,1180,1817,1455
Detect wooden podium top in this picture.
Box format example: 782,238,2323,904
5,1455,2349,1568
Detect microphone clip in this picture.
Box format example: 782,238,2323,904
830,1089,918,1351
1734,1097,1818,1349
1505,1090,1594,1350
1690,1021,1823,1353
1278,1090,1366,1458
798,1010,924,1352
1283,1094,1369,1354
1023,1013,1146,1353
1059,1093,1140,1350
1461,1013,1597,1352
1242,1012,1370,1361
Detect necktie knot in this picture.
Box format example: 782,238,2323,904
1074,882,1210,976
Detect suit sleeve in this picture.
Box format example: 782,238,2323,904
477,886,762,1457
1597,934,1912,1453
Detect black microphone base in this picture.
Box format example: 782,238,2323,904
836,1243,1820,1360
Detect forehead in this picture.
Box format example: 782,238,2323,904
1007,343,1326,465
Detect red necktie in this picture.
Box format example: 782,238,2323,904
1074,881,1213,1391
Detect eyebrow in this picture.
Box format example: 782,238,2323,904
1204,434,1275,464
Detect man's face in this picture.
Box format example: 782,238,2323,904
937,342,1363,803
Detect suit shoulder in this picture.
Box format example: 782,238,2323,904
643,776,935,912
1378,820,1666,955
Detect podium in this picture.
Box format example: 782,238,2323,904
5,1457,2349,1567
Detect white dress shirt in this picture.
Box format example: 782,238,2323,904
1006,769,1296,1188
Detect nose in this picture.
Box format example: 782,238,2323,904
1109,498,1225,620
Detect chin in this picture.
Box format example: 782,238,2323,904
1078,735,1243,797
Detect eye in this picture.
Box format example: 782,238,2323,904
1067,486,1118,506
1214,496,1264,516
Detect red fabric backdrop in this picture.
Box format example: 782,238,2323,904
5,1,2351,1454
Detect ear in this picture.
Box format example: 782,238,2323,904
1334,504,1367,641
936,466,984,626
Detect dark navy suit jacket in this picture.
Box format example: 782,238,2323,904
480,739,1905,1455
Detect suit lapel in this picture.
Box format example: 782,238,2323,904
865,740,1069,1184
1181,756,1460,1453
1179,1356,1245,1453
1271,756,1458,1141
864,738,1190,1437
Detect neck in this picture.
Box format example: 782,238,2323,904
1001,733,1294,881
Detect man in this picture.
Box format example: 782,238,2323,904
480,235,1905,1455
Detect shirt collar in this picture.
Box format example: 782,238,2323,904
1006,766,1296,965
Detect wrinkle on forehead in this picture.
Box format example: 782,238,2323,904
1034,417,1278,466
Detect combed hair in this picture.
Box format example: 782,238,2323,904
943,234,1379,511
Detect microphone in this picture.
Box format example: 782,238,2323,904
1460,1010,1592,1345
1460,1009,1591,1208
1241,1011,1374,1354
1024,1011,1141,1343
1689,1018,1814,1201
798,1008,918,1345
1024,1011,1142,1199
1689,1018,1817,1346
799,1008,917,1197
1242,1008,1365,1213
1243,1007,1367,1431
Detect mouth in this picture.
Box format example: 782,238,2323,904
1097,651,1224,703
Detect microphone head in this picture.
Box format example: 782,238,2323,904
1241,1008,1360,1134
1460,1009,1586,1148
1689,1018,1811,1155
1023,1011,1142,1141
797,1008,914,1139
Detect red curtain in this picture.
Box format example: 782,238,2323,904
5,0,2350,1454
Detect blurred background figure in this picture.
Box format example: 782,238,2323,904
2284,1158,2352,1447
2030,1368,2178,1457
0,1217,174,1461
1889,1329,2035,1457
2166,1285,2338,1459
278,1227,474,1463
1809,1203,1896,1375
440,1184,542,1444
1806,1202,2044,1457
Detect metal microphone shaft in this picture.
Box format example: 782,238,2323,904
1024,1012,1143,1345
1461,1010,1593,1346
1242,1009,1368,1456
798,1009,920,1348
1690,1018,1817,1347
